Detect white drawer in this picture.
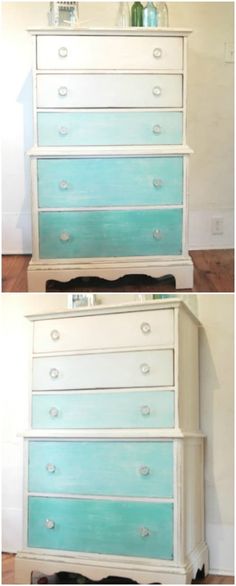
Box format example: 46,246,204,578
33,309,174,353
36,73,183,108
32,349,174,390
37,35,183,71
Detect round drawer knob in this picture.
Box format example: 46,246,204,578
139,527,150,538
153,48,162,59
153,229,161,241
50,329,60,341
152,86,161,97
45,519,55,530
141,405,150,416
60,232,70,242
141,322,151,335
139,466,150,476
59,126,69,136
49,368,59,379
49,407,59,418
59,180,69,190
140,363,150,375
153,124,161,135
58,46,68,58
58,86,68,97
153,178,163,189
46,463,56,473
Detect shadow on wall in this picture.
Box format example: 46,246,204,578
17,70,33,254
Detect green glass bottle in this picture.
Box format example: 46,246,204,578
131,2,143,26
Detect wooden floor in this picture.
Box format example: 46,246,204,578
1,250,234,293
2,553,234,585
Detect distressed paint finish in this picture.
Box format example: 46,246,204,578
31,390,175,430
28,440,173,497
39,209,183,258
32,349,174,391
37,157,183,207
37,112,183,147
28,496,174,559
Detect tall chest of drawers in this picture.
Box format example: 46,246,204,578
15,300,208,584
27,28,194,292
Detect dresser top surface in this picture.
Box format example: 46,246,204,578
28,27,192,37
26,299,201,326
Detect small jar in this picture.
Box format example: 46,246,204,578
49,2,79,27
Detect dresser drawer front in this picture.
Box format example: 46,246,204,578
37,74,183,108
38,112,183,147
34,308,174,353
28,497,173,559
37,35,183,71
32,390,175,429
28,440,173,497
32,350,174,390
38,157,183,208
39,209,183,259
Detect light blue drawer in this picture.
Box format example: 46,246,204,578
31,390,175,429
38,157,183,208
28,440,173,498
37,112,183,147
39,209,183,258
28,497,174,559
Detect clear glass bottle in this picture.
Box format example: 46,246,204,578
156,2,169,27
116,2,130,27
131,2,144,27
143,2,158,27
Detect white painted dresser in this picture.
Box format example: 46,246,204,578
27,28,194,292
15,299,208,584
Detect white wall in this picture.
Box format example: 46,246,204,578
1,293,234,575
2,2,234,253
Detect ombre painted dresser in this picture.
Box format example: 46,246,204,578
15,299,208,584
27,28,193,291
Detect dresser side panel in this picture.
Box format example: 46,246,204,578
177,309,199,433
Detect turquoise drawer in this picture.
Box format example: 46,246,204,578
37,112,183,147
28,440,173,498
31,390,175,429
38,157,183,208
39,209,183,259
28,497,173,559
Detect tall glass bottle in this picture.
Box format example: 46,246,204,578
131,2,143,27
143,2,158,27
116,2,130,27
156,2,169,26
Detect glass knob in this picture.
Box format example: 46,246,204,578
60,232,70,242
139,527,150,538
59,126,69,136
50,329,60,341
141,322,151,334
152,86,161,97
49,368,59,379
153,229,161,241
58,46,68,58
45,519,55,530
153,124,161,135
153,178,163,189
59,180,69,190
141,405,150,416
140,363,150,375
58,86,68,97
139,466,150,476
49,407,59,418
46,463,56,473
153,48,162,59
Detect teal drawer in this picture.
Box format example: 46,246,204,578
39,209,183,258
38,157,183,208
28,496,174,559
37,112,183,147
28,440,173,498
32,390,175,430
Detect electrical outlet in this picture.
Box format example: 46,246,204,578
224,42,234,63
211,216,224,235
